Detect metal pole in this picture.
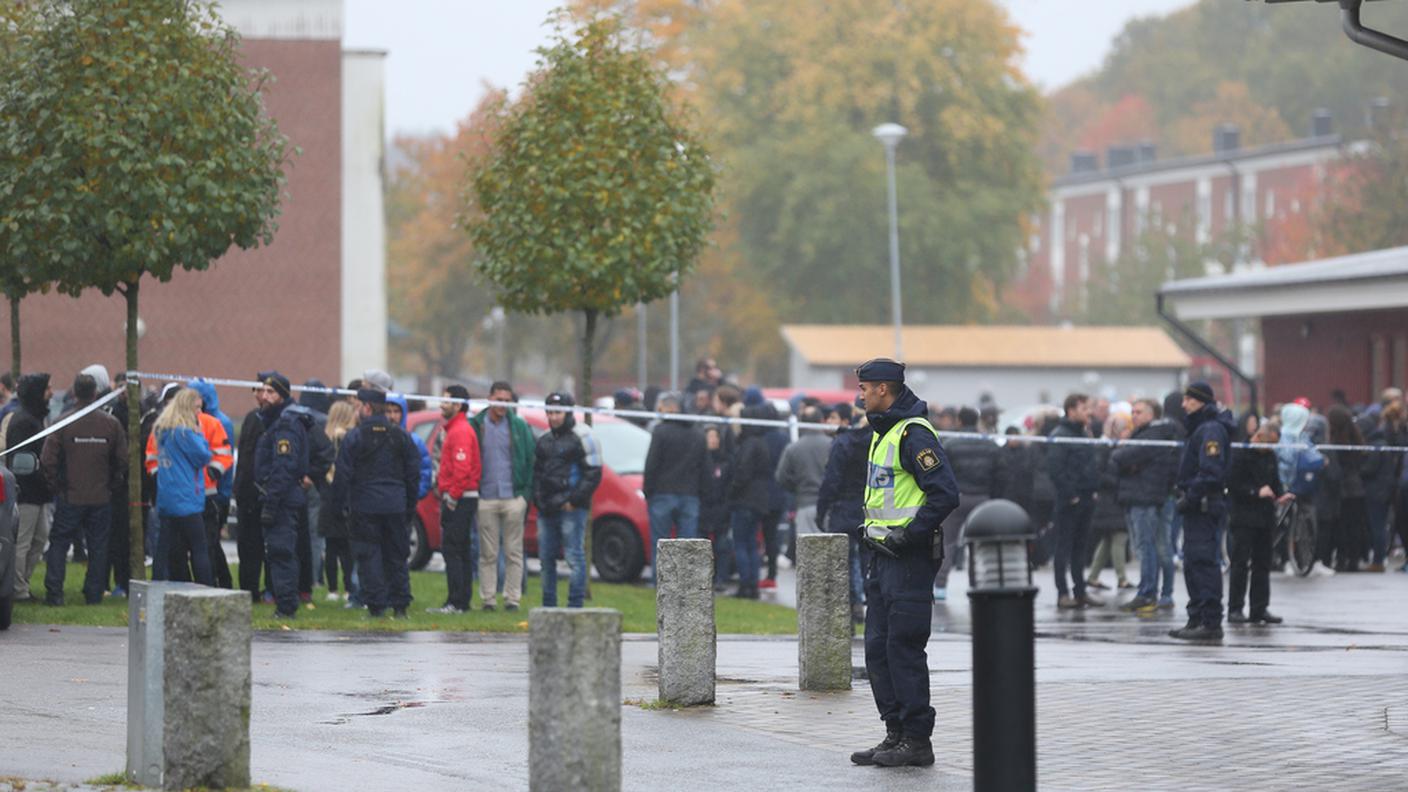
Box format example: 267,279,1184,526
884,143,903,360
669,289,680,392
637,302,647,390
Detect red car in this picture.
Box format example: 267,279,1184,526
405,409,652,583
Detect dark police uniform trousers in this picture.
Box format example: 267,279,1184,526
263,499,301,614
1182,500,1225,628
353,511,413,614
864,541,938,738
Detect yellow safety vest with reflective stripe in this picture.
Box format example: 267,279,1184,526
863,416,937,541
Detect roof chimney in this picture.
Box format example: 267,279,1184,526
1069,151,1099,174
1311,108,1333,138
1137,140,1157,164
1213,124,1240,154
1106,144,1137,171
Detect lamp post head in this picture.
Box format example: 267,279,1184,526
965,499,1036,592
872,122,908,149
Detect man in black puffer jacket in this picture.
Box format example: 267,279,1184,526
532,392,602,608
1047,393,1102,609
931,407,1006,601
1112,398,1180,612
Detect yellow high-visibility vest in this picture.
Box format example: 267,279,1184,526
863,416,937,541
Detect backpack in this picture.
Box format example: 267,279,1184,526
1290,446,1325,498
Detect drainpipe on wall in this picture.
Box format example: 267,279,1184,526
1156,292,1260,412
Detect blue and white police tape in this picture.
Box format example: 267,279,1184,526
126,371,1408,454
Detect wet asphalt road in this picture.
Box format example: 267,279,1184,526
3,557,1407,791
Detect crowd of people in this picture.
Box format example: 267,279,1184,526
0,365,602,619
5,350,1405,634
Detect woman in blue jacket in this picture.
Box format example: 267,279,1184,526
152,388,214,585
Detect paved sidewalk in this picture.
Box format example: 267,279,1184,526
3,563,1406,791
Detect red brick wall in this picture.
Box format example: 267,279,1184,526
1262,308,1408,407
0,38,343,402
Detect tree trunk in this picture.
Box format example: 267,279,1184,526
9,294,19,380
126,277,145,583
580,308,597,600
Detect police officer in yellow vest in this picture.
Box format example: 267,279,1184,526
849,358,960,769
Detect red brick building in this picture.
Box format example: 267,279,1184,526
1011,114,1350,322
1160,246,1408,407
0,0,386,398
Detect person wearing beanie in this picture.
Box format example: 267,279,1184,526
4,373,53,601
532,392,602,608
253,372,315,619
1169,381,1237,642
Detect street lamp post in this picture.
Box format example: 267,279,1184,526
872,122,907,360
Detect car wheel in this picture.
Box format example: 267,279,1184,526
0,595,11,631
591,517,644,583
408,515,432,571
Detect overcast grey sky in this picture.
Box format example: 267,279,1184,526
344,0,1195,140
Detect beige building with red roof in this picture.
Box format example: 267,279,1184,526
781,325,1191,409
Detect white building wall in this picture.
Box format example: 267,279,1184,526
340,50,388,384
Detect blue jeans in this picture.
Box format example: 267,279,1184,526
45,500,111,604
648,494,700,582
1128,505,1173,600
538,508,587,608
730,507,761,589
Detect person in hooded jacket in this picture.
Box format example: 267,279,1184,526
146,384,233,583
235,371,274,603
532,393,602,608
150,389,215,586
384,393,433,501
3,373,52,602
189,379,236,588
1169,381,1237,642
331,389,422,618
727,404,773,599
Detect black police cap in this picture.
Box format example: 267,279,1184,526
855,358,905,383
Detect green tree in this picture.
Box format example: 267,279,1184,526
0,0,290,582
387,91,508,379
466,15,716,409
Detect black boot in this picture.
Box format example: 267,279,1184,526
873,735,934,767
849,726,901,766
1168,624,1223,641
1250,610,1283,625
1227,609,1247,624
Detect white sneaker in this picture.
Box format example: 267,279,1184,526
324,592,343,602
1309,562,1336,578
425,604,465,615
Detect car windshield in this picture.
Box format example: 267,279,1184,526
579,420,650,475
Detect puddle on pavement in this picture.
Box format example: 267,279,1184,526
321,699,443,725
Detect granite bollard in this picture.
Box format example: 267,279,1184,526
655,538,716,705
796,533,853,690
127,581,252,790
530,608,622,792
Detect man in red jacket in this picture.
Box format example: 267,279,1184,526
429,385,481,614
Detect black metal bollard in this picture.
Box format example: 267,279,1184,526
965,499,1037,792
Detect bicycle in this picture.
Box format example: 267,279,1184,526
1273,500,1316,577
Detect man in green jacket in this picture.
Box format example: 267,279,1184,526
469,381,536,610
